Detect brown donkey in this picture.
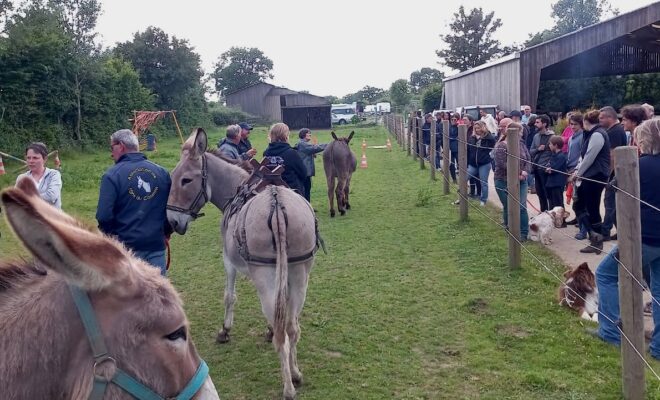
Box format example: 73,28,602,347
322,131,357,217
167,128,318,400
0,178,219,400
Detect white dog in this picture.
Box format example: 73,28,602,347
529,206,569,245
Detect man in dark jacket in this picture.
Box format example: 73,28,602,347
295,128,327,202
96,129,172,275
599,106,629,241
263,123,307,196
529,114,554,211
217,124,241,160
237,122,257,160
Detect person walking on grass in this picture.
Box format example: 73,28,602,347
295,128,328,203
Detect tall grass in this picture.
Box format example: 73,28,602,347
2,125,660,399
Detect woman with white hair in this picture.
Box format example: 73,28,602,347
593,119,660,354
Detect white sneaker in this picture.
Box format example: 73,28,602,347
480,201,486,206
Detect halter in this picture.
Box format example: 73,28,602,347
68,285,210,400
166,154,208,219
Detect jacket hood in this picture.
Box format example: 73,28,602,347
264,142,292,156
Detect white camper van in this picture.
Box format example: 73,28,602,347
376,102,391,114
331,104,357,125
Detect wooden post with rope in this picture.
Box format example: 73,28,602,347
411,114,417,160
615,146,645,400
458,124,468,221
506,127,521,269
430,119,436,181
417,117,425,170
442,120,450,195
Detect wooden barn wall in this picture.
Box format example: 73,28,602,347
263,95,282,121
226,83,272,117
444,59,520,113
284,93,328,107
520,3,660,110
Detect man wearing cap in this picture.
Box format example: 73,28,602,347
237,122,257,160
509,110,530,143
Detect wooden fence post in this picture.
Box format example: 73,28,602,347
442,120,450,195
458,124,468,221
506,127,521,269
615,146,645,400
418,117,425,170
409,114,415,158
405,115,413,156
430,119,436,181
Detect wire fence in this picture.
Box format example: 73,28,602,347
383,113,659,397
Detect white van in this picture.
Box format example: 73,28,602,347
331,104,357,125
376,102,391,114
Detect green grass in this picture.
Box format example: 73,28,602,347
2,125,660,399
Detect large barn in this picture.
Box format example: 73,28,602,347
442,2,660,113
225,82,331,129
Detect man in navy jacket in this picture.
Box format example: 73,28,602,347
96,129,172,275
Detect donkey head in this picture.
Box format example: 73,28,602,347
331,130,355,144
167,127,209,234
1,182,219,399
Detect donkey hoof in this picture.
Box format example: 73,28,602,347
292,374,304,387
216,330,230,344
264,327,274,343
345,203,351,210
330,210,335,218
340,209,346,216
284,389,296,400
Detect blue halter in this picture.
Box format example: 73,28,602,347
68,285,210,400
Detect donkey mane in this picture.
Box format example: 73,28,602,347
207,149,253,173
0,259,47,294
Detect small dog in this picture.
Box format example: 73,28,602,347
558,262,599,321
529,206,570,245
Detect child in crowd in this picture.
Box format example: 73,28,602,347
545,135,568,209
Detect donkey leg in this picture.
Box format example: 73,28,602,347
344,175,352,210
287,263,311,388
217,258,237,344
251,266,295,399
327,177,336,218
336,178,346,216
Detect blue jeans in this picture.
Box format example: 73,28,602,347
494,179,529,238
134,249,167,276
467,163,491,203
596,243,660,354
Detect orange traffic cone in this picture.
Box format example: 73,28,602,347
362,138,367,152
53,150,61,170
386,137,392,151
0,155,5,175
360,153,368,169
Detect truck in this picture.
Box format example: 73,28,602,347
376,102,391,114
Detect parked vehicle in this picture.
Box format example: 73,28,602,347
331,104,357,125
456,105,499,121
376,102,391,114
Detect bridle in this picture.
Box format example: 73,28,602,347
166,154,208,220
68,285,210,400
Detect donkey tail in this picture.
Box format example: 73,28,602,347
271,187,289,350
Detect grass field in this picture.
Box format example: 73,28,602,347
2,124,660,399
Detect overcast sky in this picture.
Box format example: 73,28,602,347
95,0,656,98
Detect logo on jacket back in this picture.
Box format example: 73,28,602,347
128,167,159,201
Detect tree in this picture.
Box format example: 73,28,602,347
409,68,444,94
212,47,273,95
389,79,411,106
324,95,339,104
0,0,14,33
355,85,385,103
525,0,618,47
48,0,102,141
421,84,443,113
436,6,505,72
115,26,206,125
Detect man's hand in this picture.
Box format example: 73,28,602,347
538,144,545,151
247,148,257,158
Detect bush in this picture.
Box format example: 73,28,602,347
210,105,253,126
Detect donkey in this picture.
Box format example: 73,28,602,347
322,131,357,217
0,177,219,400
167,128,318,400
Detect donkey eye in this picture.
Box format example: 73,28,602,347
181,178,193,186
165,327,187,341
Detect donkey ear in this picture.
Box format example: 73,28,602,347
1,188,135,292
347,131,355,143
190,128,208,159
15,176,39,197
331,131,338,141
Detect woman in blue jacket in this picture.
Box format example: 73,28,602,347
467,121,496,206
